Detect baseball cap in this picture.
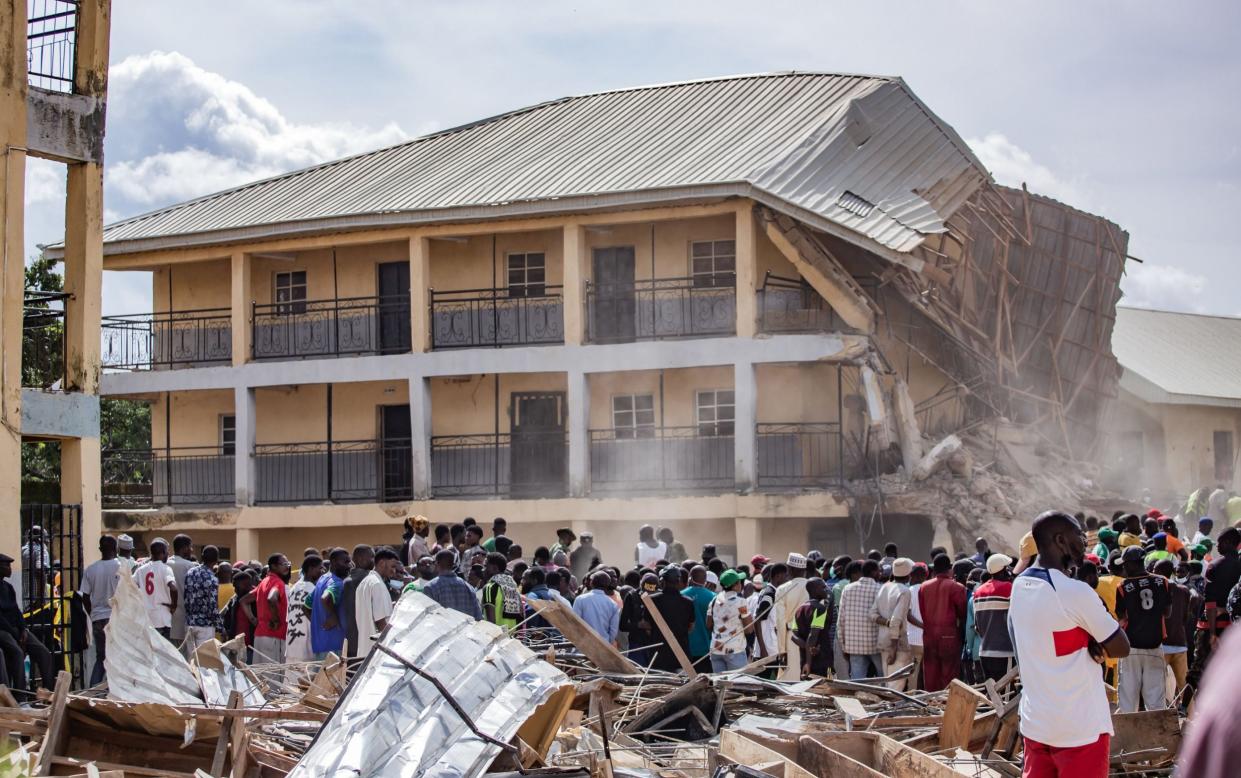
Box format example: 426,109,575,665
705,571,720,588
1121,546,1145,563
986,553,1014,575
720,569,747,589
787,553,808,570
750,554,770,568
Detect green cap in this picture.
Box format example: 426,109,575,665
719,569,747,589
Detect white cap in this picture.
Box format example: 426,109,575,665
986,553,1014,575
706,571,720,589
787,553,808,569
117,534,134,550
892,557,914,577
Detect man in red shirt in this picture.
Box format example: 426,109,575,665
918,554,967,691
254,554,291,664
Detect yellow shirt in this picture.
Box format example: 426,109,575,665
1094,575,1122,618
1118,532,1142,548
218,582,235,610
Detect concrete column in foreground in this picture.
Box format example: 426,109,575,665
61,438,103,563
409,234,431,352
408,375,432,498
561,224,588,345
567,369,590,497
734,203,758,338
734,516,761,567
233,386,257,505
733,361,757,492
230,252,251,365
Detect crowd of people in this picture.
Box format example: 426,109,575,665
0,489,1234,776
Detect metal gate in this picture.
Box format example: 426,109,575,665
19,503,85,691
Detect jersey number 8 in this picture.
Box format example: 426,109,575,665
1139,587,1154,611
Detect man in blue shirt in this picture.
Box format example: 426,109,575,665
681,565,717,670
425,549,483,621
572,571,621,646
311,548,350,659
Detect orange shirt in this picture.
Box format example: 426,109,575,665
1165,535,1185,556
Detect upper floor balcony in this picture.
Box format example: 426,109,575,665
251,294,410,361
102,308,232,370
27,0,78,93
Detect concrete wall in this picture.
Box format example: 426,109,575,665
1102,387,1241,500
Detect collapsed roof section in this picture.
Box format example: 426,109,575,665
52,72,988,262
291,592,572,778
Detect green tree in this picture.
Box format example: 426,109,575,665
21,255,64,389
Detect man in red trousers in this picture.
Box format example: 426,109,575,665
918,553,966,691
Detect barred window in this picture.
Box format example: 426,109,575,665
274,270,307,314
690,240,736,288
220,415,236,456
612,394,655,439
696,389,735,437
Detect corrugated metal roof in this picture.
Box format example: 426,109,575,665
82,72,988,258
1114,306,1241,406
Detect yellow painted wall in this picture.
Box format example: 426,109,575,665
755,364,841,423
429,373,568,436
584,215,734,281
588,367,733,430
152,259,231,312
151,390,234,449
428,230,563,292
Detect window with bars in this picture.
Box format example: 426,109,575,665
612,394,655,439
274,270,307,314
220,415,236,456
507,253,546,298
690,240,736,288
695,389,735,437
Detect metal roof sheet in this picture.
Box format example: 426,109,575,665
82,72,988,258
290,591,570,778
1113,306,1241,405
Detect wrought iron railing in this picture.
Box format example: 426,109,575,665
27,0,77,92
757,273,844,334
589,426,734,493
430,432,567,498
23,290,68,389
252,295,410,360
101,446,235,508
586,275,736,343
253,438,413,504
430,286,564,349
101,308,232,370
756,422,844,490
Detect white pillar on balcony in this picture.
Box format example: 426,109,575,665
734,361,757,493
567,369,590,497
234,385,257,505
409,375,433,499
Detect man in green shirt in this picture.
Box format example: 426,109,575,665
481,517,507,552
550,528,576,558
481,553,523,630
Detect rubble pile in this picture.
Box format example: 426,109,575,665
0,588,1181,777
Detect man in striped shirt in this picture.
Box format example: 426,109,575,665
972,554,1015,682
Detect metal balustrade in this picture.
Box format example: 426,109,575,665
587,276,736,343
101,308,232,370
252,295,410,360
755,422,844,490
589,426,734,493
430,286,564,349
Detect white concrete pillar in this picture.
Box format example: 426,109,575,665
233,386,256,505
567,369,590,496
734,516,761,567
409,375,432,498
734,361,757,492
234,528,259,565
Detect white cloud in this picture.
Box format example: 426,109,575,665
24,158,64,204
1120,263,1209,314
104,51,408,207
966,132,1087,207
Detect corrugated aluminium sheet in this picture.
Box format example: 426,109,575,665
290,591,570,778
87,72,987,257
1113,306,1241,405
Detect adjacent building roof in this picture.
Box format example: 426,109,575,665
1113,306,1241,407
67,71,989,261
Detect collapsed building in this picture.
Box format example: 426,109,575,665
54,71,1132,562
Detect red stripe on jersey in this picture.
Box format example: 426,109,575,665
1052,626,1091,657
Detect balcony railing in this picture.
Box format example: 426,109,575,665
589,426,734,493
102,309,232,370
252,295,410,360
756,422,844,490
102,446,235,508
23,290,67,389
431,432,567,498
27,0,77,92
430,286,564,350
586,275,736,343
757,274,845,334
254,438,413,504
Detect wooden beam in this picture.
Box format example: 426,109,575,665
34,671,72,775
640,592,697,677
527,599,637,674
210,691,241,777
938,679,989,751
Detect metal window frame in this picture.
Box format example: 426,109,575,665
689,239,737,287
505,251,547,297
611,392,656,438
695,388,735,437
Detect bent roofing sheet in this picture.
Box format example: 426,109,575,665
290,591,570,778
1113,306,1241,403
92,72,987,256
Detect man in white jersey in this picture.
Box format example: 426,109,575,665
1009,511,1130,778
132,539,178,639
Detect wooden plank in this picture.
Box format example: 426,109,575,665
1111,709,1180,761
832,696,871,727
210,691,241,778
228,693,248,778
527,599,637,674
49,756,198,778
35,670,72,776
639,593,697,677
719,730,815,778
795,735,884,778
938,680,988,752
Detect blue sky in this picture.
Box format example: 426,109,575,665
23,0,1241,316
